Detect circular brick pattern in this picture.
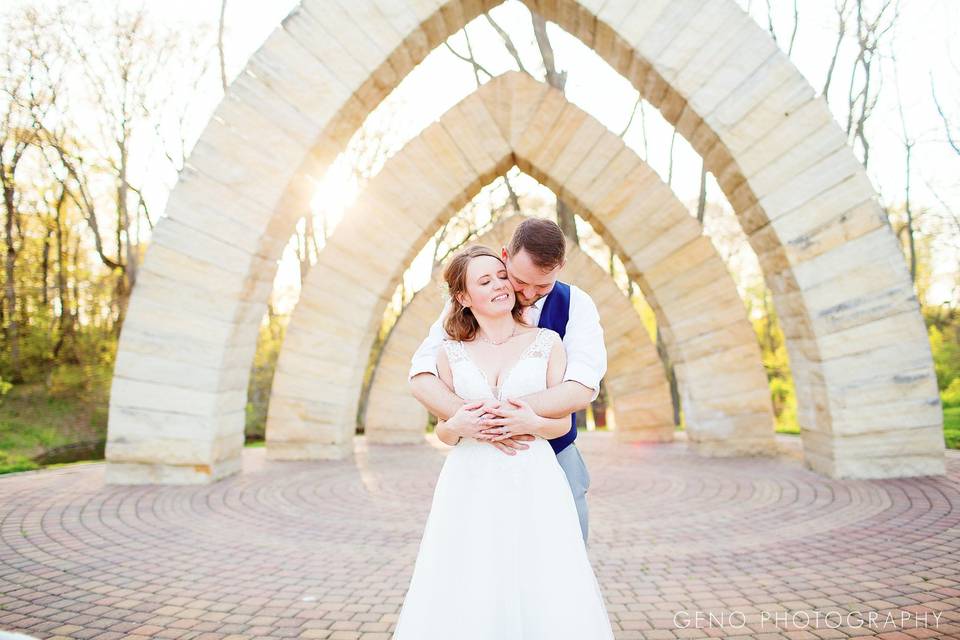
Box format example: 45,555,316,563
1,432,959,639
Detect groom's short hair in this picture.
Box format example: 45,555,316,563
507,218,566,270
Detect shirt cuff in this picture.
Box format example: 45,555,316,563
409,356,439,380
563,362,601,402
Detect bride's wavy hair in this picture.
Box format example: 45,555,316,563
443,245,526,341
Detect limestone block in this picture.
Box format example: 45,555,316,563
112,351,221,393
624,217,702,273
802,427,945,472
163,171,270,236
760,169,876,239
713,60,814,156
547,116,611,186
185,129,290,209
616,424,675,443
791,222,903,291
524,102,590,178
390,135,466,210
266,397,358,438
799,260,920,338
366,428,426,445
315,232,411,291
503,72,554,149
111,376,246,419
267,440,352,461
688,384,776,420
830,394,941,436
652,264,741,317
513,86,570,162
577,147,644,212
130,271,261,331
685,407,778,442
235,31,344,132
609,386,674,413
265,415,344,442
671,11,757,108
116,319,233,375
213,86,313,168
687,433,779,457
122,294,243,355
645,0,736,81
299,0,396,75
150,217,256,277
668,321,759,363
685,20,778,120
757,146,866,225
105,452,242,485
441,98,513,176
641,235,716,288
420,122,482,196
589,164,659,222
609,0,671,52
666,309,753,349
107,428,220,463
438,0,472,36
820,344,940,409
342,184,428,250
372,0,432,56
780,199,886,269
282,5,373,87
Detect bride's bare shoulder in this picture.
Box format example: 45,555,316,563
516,324,539,336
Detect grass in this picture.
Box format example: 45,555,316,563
4,394,959,476
0,378,107,475
944,406,960,449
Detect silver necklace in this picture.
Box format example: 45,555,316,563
478,325,518,346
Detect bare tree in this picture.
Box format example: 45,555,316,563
844,0,900,169
931,70,960,156
46,1,217,330
822,0,853,98
696,160,708,223
448,10,586,244
787,0,800,56
0,6,63,381
217,0,228,92
891,52,917,282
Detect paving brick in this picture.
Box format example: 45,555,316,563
2,437,958,638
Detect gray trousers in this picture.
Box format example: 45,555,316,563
555,442,591,546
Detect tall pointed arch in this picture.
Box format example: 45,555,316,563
358,215,676,445
265,72,776,464
108,1,943,484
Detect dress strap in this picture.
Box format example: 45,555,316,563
442,339,469,364
525,327,556,360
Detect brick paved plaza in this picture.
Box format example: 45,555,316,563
1,432,958,640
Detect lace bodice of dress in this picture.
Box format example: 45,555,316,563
442,327,558,402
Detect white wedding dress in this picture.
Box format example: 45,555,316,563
392,327,615,640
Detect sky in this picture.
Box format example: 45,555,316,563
33,0,960,310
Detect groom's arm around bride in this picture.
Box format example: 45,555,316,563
407,219,607,455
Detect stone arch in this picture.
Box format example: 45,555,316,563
265,72,775,464
361,215,675,445
107,0,943,484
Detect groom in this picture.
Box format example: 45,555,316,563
408,218,607,545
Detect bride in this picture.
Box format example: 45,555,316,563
392,245,614,639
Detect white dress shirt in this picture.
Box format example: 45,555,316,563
408,283,607,401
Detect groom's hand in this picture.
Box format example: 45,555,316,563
486,434,535,455
478,398,541,441
446,401,487,439
473,400,534,455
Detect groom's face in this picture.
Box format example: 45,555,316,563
501,247,563,307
